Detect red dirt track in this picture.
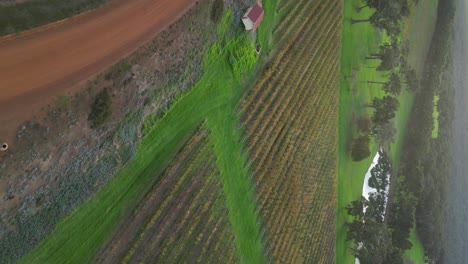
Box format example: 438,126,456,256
0,0,197,143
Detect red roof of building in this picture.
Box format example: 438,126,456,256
243,3,264,31
247,4,264,22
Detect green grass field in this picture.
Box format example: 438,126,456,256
404,228,427,263
337,0,439,263
337,1,386,262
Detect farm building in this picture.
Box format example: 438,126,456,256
241,3,264,31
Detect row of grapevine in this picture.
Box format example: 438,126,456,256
93,127,237,263
240,0,343,262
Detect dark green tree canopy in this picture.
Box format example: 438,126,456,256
88,88,112,128
351,135,371,161
369,96,400,125
366,42,401,71
383,72,402,95
369,72,402,95
368,151,391,191
373,122,397,147
352,0,410,37
404,68,420,92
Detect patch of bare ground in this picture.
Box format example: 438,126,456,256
0,0,236,261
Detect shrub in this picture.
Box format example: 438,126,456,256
356,116,372,133
105,61,132,81
229,35,257,81
211,0,224,23
88,88,112,128
141,114,158,138
55,94,70,108
351,135,371,162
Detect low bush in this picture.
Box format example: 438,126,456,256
88,88,112,128
351,135,371,162
211,0,224,23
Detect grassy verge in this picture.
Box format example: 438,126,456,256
0,0,109,36
337,0,438,263
18,4,285,262
257,0,280,53
404,228,426,263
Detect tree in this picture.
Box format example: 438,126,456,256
373,122,397,147
368,151,391,191
366,42,399,60
355,0,380,12
368,96,399,125
357,116,372,133
367,72,401,95
398,0,410,17
345,189,406,263
351,0,405,37
356,0,410,16
388,188,417,250
383,247,404,264
351,219,394,264
346,196,368,217
365,191,387,223
404,68,420,93
345,219,365,242
366,42,400,71
383,72,401,95
351,135,371,161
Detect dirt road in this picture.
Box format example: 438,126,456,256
0,0,197,143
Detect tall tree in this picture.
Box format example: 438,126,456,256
366,42,400,71
367,72,402,95
351,219,394,264
355,0,380,12
368,151,391,191
346,196,368,217
368,96,399,124
351,135,371,161
404,68,420,92
351,0,405,37
366,42,399,60
373,122,397,147
366,191,387,223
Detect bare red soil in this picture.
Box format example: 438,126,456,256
0,0,197,144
